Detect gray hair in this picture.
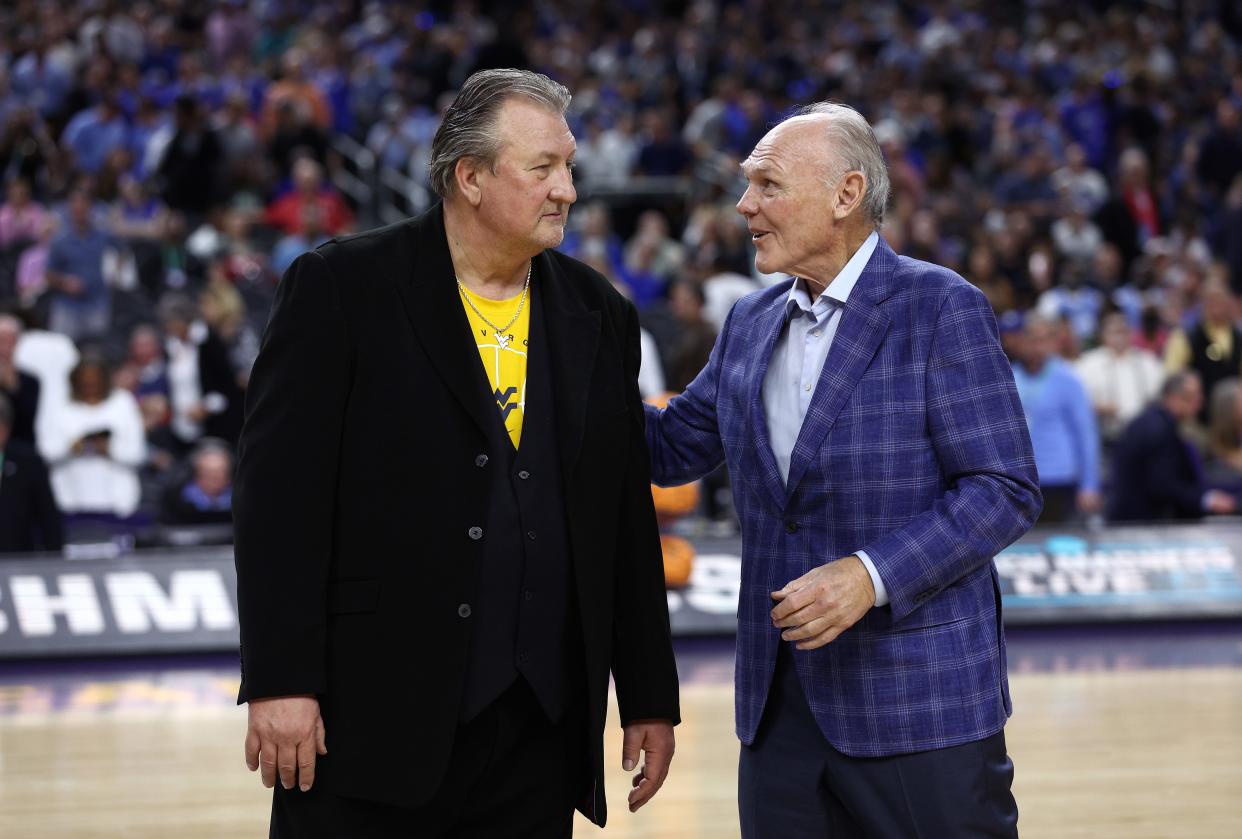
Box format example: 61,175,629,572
191,436,235,467
795,102,891,226
428,69,571,199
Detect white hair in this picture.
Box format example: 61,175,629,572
794,102,891,226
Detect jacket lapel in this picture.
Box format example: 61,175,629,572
746,290,796,512
784,240,898,496
391,204,498,439
535,250,600,477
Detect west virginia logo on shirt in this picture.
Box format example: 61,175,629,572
459,289,531,448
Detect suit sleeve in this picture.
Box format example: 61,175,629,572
643,303,732,487
31,451,64,551
862,283,1043,623
611,298,681,727
233,251,351,703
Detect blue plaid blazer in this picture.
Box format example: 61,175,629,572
646,238,1041,756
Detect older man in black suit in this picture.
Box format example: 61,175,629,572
233,69,679,837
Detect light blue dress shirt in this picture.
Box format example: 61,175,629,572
761,231,889,606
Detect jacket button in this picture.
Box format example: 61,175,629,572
468,527,483,540
517,651,529,665
784,520,798,534
457,603,472,618
517,469,531,480
527,530,537,540
475,454,488,467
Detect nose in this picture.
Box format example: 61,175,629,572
736,184,757,217
550,166,577,206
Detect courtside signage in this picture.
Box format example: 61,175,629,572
0,551,238,657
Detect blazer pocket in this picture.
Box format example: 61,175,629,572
327,578,381,615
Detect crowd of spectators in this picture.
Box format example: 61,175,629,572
1,0,1242,549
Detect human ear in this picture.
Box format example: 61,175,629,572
834,171,866,220
455,158,484,207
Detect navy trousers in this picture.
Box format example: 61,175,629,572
739,644,1018,838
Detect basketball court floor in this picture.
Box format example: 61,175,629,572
1,622,1240,838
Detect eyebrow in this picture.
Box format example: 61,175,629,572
741,160,781,179
531,149,577,165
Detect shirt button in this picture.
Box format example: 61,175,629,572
474,454,488,467
785,520,798,534
811,330,821,337
526,530,537,540
804,383,812,392
457,603,472,618
517,470,531,480
468,527,483,540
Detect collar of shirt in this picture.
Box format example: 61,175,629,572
782,231,880,323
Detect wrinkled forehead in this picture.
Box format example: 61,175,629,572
741,115,831,179
496,99,577,158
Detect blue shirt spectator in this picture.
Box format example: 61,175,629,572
60,101,130,175
1013,315,1101,523
45,190,114,341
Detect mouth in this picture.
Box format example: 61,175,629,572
751,229,771,242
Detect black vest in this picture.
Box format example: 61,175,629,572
459,280,580,723
1188,323,1242,420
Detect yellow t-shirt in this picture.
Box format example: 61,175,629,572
459,284,531,447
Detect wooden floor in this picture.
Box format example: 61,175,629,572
1,669,1240,837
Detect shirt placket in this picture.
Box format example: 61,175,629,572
797,302,834,418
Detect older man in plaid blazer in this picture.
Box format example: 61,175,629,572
646,103,1041,837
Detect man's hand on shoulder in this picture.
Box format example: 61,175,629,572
621,720,675,813
770,555,875,650
245,694,327,792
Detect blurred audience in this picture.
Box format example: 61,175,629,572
0,393,63,553
44,186,115,341
264,156,353,237
1110,371,1236,521
1206,378,1242,495
1163,281,1241,423
1013,314,1101,523
39,356,146,519
159,438,234,526
156,292,245,448
1075,311,1165,443
0,313,39,445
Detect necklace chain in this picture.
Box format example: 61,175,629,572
456,262,531,340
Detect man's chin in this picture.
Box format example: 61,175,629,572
753,255,780,276
538,227,566,250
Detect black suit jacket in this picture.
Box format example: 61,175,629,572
1,370,40,446
0,440,64,553
233,205,679,825
1108,405,1203,522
